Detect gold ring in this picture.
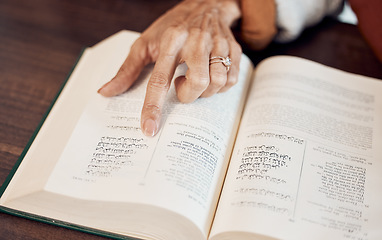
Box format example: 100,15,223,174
209,56,231,72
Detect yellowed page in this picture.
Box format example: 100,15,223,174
210,56,382,240
1,29,254,240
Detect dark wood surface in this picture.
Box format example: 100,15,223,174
0,0,381,239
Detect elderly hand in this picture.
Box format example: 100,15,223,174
98,0,242,137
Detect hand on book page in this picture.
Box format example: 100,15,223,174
98,0,242,137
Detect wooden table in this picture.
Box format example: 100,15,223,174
0,0,381,239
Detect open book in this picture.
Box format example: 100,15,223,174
1,30,382,240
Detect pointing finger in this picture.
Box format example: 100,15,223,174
141,27,187,136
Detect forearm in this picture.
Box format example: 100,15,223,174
274,0,344,42
240,0,277,49
239,0,344,49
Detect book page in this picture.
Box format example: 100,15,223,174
42,37,254,238
210,56,382,240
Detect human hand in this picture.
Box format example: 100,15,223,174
98,0,242,137
240,0,276,50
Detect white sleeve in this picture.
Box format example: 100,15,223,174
274,0,344,42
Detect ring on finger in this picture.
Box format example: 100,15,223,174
209,56,231,72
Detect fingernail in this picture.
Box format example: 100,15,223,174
143,118,157,137
97,82,109,95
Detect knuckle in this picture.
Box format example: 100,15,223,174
211,72,227,88
160,26,188,53
187,77,210,92
130,37,153,64
166,25,188,39
194,79,210,92
149,71,171,89
226,75,238,88
133,37,147,48
188,72,210,91
188,28,212,53
213,35,226,46
142,103,161,117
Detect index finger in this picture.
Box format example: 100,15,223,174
141,27,187,137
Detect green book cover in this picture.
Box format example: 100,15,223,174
0,48,139,240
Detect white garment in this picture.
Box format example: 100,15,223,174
274,0,344,42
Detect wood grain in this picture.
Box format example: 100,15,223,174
0,0,381,239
